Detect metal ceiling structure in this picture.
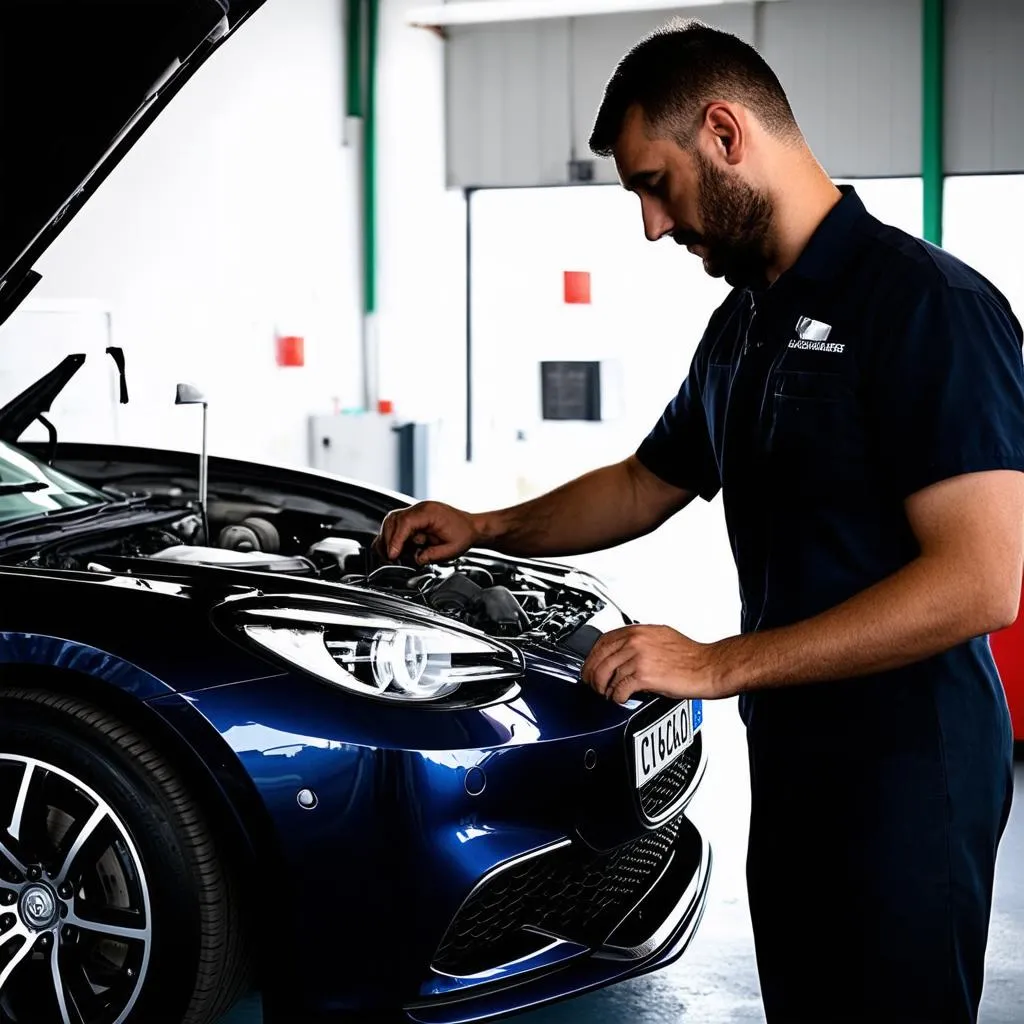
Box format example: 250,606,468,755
408,0,785,29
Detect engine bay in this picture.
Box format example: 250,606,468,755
18,500,616,649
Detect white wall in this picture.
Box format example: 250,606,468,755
1,0,363,468
375,0,469,497
944,175,1024,319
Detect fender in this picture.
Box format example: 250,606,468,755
0,631,172,701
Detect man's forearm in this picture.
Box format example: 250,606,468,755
472,464,646,558
473,459,691,559
710,553,1019,695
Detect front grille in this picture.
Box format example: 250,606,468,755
433,815,682,977
638,733,702,820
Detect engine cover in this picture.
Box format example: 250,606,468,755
149,545,316,575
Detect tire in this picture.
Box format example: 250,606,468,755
0,687,251,1024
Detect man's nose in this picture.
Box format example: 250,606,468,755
641,200,674,242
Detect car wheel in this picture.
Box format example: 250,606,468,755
0,687,251,1024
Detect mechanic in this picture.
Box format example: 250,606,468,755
374,20,1024,1024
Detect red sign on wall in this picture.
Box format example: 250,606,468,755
563,271,591,305
276,335,305,367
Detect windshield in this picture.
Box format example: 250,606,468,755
0,442,109,525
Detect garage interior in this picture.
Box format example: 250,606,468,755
1,0,1023,1022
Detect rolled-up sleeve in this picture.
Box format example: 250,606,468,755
636,352,721,501
867,282,1024,500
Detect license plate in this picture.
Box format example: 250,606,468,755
633,700,699,789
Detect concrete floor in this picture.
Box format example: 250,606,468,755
220,700,1024,1024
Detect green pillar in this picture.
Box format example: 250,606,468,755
364,0,379,319
922,0,944,245
346,0,380,409
345,0,363,118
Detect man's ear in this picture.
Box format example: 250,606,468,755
704,102,745,166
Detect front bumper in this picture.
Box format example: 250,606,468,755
169,674,710,1021
407,817,711,1023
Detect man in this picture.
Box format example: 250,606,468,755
374,20,1024,1024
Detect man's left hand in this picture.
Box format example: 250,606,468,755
580,624,725,704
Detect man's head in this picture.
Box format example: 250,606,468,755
590,20,803,290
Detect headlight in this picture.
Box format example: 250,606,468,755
226,598,524,707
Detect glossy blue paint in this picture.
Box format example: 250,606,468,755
0,565,278,692
419,936,591,1000
161,662,708,1019
692,698,703,731
0,631,171,700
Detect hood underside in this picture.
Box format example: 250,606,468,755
0,0,265,328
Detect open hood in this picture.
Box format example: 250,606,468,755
0,0,266,328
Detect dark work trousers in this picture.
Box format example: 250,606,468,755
744,678,1014,1024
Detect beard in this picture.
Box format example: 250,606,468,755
678,152,774,291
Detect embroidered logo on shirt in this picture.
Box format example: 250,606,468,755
789,316,844,353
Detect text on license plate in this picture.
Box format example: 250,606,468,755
633,700,701,789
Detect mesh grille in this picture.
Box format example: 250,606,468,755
638,733,702,820
433,815,682,976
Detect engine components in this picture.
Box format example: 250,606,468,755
477,585,531,635
356,562,570,639
218,516,280,553
149,545,315,575
425,573,483,616
306,536,365,575
22,503,607,645
365,565,424,590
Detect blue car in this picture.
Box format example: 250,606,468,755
0,3,711,1022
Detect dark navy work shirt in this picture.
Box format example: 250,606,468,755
638,187,1024,746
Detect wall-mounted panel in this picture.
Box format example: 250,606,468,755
447,19,572,187
945,0,1024,175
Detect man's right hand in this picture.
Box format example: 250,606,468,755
373,501,483,566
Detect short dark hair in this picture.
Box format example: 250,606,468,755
589,19,799,157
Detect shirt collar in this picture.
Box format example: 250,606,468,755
751,185,870,305
787,184,870,283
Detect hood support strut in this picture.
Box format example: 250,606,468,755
0,353,86,447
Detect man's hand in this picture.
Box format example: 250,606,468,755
581,624,724,704
373,501,481,565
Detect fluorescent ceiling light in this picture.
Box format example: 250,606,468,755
408,0,784,29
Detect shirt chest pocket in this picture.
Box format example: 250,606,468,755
705,363,734,459
766,370,858,472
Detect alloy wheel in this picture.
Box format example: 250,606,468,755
0,754,151,1024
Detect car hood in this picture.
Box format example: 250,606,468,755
0,0,266,328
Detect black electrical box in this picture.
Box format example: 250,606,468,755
540,361,601,421
568,159,595,183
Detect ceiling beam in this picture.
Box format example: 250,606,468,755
408,0,785,30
